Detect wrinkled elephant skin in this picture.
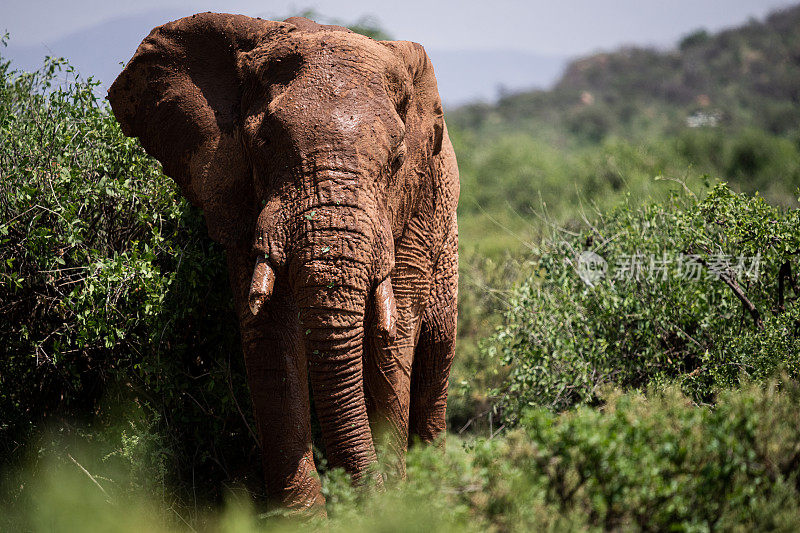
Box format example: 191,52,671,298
108,13,459,512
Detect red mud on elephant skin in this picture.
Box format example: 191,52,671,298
108,12,459,513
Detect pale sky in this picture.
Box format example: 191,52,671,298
3,0,797,55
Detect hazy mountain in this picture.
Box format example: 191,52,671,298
449,3,800,139
3,10,567,107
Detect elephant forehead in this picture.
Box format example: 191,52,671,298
249,32,408,108
242,31,410,172
252,30,400,74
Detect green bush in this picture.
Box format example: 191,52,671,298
489,377,800,531
0,47,256,503
6,378,800,531
566,103,614,143
490,182,800,420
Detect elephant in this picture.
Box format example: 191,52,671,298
108,13,459,512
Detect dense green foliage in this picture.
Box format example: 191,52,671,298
448,7,800,423
491,183,800,421
449,116,800,430
0,48,259,502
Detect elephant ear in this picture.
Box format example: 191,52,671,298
381,41,445,160
108,13,288,245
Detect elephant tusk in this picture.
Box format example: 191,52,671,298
249,256,276,316
374,276,397,342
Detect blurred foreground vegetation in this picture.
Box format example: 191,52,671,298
3,5,800,530
6,378,800,531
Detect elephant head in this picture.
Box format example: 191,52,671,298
108,13,445,480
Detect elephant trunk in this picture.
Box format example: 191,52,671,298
247,198,396,482
293,216,389,481
300,274,376,479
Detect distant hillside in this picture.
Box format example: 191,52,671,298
2,9,567,108
450,4,800,141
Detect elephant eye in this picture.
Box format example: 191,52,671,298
259,52,304,97
396,93,411,122
391,143,407,172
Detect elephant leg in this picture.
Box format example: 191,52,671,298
409,223,458,445
226,248,325,512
